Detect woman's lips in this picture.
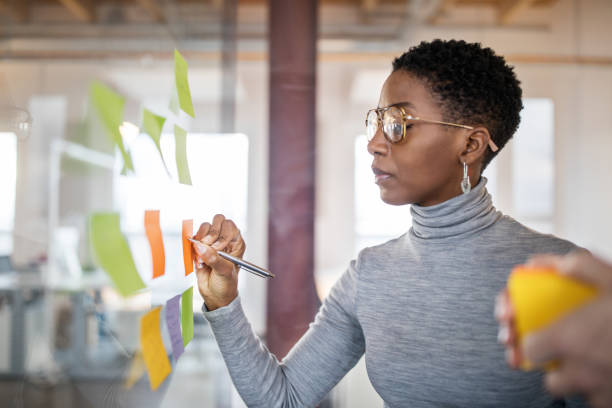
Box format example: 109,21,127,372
372,167,393,184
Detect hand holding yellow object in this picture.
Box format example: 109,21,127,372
507,265,599,370
497,252,612,407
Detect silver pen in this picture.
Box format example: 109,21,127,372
187,238,275,279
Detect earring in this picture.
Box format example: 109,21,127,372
461,162,471,194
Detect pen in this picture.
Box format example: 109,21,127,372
187,238,275,279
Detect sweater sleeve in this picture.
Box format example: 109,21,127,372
203,258,365,408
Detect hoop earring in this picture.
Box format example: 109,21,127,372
461,162,471,194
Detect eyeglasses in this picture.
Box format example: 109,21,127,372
365,103,499,152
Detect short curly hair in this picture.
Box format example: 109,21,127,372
392,39,523,170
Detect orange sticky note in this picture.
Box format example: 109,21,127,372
508,266,598,370
145,210,165,279
182,219,194,276
140,307,172,390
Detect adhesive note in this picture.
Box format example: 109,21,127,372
144,210,166,279
181,287,194,347
182,220,194,276
124,351,146,389
174,125,192,185
89,81,134,173
508,266,599,370
142,109,170,175
165,294,184,360
140,307,172,390
89,212,145,297
173,49,195,117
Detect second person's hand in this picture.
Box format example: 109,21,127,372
192,214,246,311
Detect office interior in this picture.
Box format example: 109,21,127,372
0,0,611,407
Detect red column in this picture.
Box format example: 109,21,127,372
267,0,320,359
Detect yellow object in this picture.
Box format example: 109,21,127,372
140,307,172,390
508,266,598,370
124,351,146,389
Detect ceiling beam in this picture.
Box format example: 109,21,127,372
57,0,95,23
134,0,166,23
498,0,536,25
5,50,612,67
0,0,30,23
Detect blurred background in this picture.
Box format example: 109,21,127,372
0,0,611,407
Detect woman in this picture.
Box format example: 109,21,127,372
192,40,585,407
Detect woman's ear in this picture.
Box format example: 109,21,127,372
459,126,491,167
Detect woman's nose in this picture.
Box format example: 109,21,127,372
366,125,388,156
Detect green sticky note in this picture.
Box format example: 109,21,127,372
174,49,195,118
142,109,170,175
181,286,194,347
174,125,192,185
89,81,134,173
89,212,145,297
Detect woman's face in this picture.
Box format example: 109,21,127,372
367,70,468,207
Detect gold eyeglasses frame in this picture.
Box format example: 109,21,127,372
365,103,499,152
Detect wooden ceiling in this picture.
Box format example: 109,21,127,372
0,0,559,25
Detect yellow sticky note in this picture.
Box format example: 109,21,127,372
140,307,172,390
508,266,598,370
124,351,146,390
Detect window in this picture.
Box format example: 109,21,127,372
511,98,555,233
0,132,17,255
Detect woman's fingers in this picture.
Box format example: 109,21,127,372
557,252,612,290
211,219,238,251
228,231,246,257
495,289,522,368
202,214,225,245
197,243,235,278
527,251,612,290
544,359,609,397
494,290,513,321
194,246,212,271
192,215,245,270
194,222,211,241
525,254,561,269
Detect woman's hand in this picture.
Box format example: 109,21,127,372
496,252,612,408
192,214,246,311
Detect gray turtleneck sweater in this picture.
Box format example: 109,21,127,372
203,179,585,408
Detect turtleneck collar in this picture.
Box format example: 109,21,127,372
409,177,501,240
